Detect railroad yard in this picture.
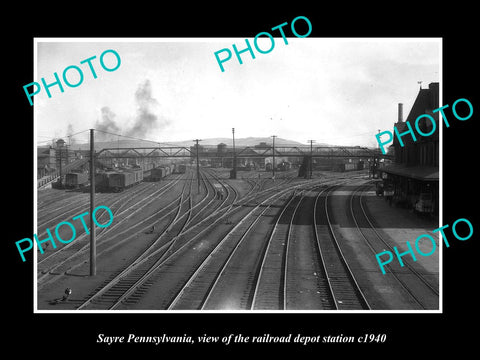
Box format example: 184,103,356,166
36,166,439,311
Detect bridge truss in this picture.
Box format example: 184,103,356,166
96,145,391,160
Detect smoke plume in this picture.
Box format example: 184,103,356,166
95,80,169,141
95,106,121,140
126,79,170,138
66,123,76,145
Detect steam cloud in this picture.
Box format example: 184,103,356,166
126,79,170,138
95,106,121,141
66,123,76,145
95,80,169,140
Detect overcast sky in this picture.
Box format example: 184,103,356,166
34,38,440,147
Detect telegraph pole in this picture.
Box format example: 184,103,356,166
271,135,276,180
232,128,236,179
58,146,62,185
194,139,202,194
308,140,315,179
89,129,96,276
56,139,65,186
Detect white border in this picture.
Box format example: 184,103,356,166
34,37,442,314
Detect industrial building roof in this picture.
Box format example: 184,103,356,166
394,82,439,145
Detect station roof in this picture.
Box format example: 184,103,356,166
380,164,439,181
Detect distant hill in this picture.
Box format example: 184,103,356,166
66,136,310,151
181,137,307,147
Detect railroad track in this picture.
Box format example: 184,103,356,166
37,178,161,231
181,170,230,229
36,179,174,251
167,185,296,310
37,176,182,266
251,190,301,310
252,184,370,310
37,189,91,213
315,186,371,310
60,172,369,311
349,184,439,309
164,179,366,311
76,175,318,310
37,174,187,286
283,188,336,310
75,168,240,310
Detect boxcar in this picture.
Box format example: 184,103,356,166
150,167,166,181
109,173,129,192
176,164,186,174
108,169,143,192
65,172,88,189
131,168,143,183
95,171,115,191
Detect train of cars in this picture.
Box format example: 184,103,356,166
62,163,187,192
147,163,185,181
149,165,173,182
175,164,186,174
99,168,144,192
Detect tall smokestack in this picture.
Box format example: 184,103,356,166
398,103,403,123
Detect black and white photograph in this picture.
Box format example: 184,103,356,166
6,5,478,355
34,38,441,311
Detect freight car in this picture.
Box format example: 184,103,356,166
108,168,144,192
175,164,186,174
65,172,89,189
149,165,173,181
150,167,166,181
94,171,115,191
143,162,154,171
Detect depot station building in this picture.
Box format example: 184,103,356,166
379,82,439,216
